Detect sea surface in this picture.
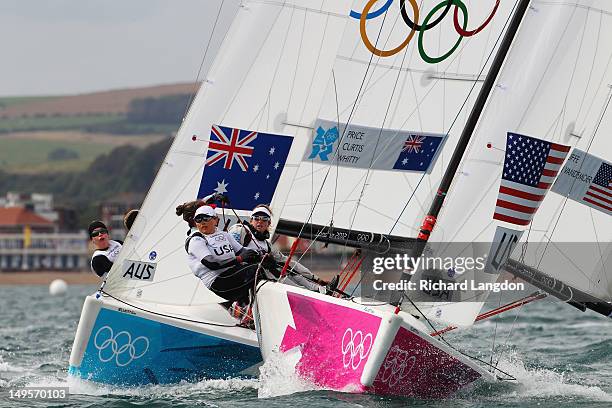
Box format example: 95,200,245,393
0,284,610,407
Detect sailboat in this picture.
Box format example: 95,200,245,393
253,0,612,399
67,0,356,385
66,0,611,396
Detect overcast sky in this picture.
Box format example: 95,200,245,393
0,0,239,97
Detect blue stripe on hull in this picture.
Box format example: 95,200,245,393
70,308,261,386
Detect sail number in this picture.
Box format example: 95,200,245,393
121,260,156,281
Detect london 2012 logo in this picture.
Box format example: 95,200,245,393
308,126,339,161
341,328,373,370
351,0,499,62
94,326,149,367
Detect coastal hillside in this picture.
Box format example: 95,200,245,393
0,83,197,174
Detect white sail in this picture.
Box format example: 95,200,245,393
276,0,518,237
104,0,353,305
412,0,612,326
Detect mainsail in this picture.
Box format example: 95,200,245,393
275,0,519,239
409,0,612,326
104,0,354,305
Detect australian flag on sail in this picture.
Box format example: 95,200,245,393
392,134,444,172
197,125,293,210
493,132,570,226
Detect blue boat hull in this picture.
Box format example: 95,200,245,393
69,304,261,386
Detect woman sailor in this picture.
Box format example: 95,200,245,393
228,204,338,294
182,205,261,308
88,220,122,279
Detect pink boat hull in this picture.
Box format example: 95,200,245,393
256,285,488,398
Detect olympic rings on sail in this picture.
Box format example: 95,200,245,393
418,0,468,64
400,0,451,32
349,0,393,20
359,0,419,58
354,0,500,62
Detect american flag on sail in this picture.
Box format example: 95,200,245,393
582,161,612,214
493,132,570,226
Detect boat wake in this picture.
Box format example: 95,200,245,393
464,352,612,404
257,349,322,398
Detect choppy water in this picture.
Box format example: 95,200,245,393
0,284,610,407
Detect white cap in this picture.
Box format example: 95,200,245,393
195,205,216,218
250,206,272,218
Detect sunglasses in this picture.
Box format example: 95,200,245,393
251,215,271,222
194,214,215,223
91,229,108,238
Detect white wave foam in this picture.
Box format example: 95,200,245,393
258,349,322,398
0,356,25,373
495,352,612,402
58,375,258,398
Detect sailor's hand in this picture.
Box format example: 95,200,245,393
240,248,260,264
262,253,277,269
212,193,230,205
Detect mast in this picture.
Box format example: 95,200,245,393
415,0,532,246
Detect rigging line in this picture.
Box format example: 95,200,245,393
516,4,579,130
489,291,503,367
588,208,611,301
579,31,612,135
388,174,427,234
100,291,238,328
284,8,307,117
493,291,536,368
255,3,297,131
337,4,501,123
297,13,332,124
219,1,287,123
390,0,521,236
535,87,612,282
184,0,227,117
574,11,601,132
297,0,514,246
105,142,234,293
556,7,589,141
404,293,516,380
104,144,209,289
341,22,413,251
292,6,387,244
331,70,341,228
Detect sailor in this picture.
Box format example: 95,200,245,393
184,205,261,308
228,204,339,295
88,220,122,279
123,209,139,231
175,193,229,234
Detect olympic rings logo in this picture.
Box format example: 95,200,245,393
341,328,373,370
379,345,416,387
351,0,500,62
93,326,149,367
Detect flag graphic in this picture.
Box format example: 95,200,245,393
392,133,444,172
582,161,612,214
206,125,257,171
493,132,570,226
197,125,293,210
